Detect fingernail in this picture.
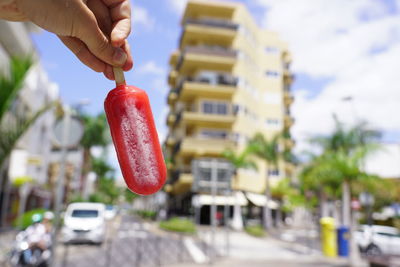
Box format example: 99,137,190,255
113,48,127,66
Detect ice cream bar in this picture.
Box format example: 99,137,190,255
104,69,166,195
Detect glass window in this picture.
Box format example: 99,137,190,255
217,103,228,114
200,130,227,139
265,46,279,54
203,102,213,114
266,71,280,77
268,169,279,176
71,209,99,218
266,119,280,125
202,101,228,115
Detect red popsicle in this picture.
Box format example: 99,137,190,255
104,68,166,195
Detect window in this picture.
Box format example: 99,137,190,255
268,169,279,176
200,130,228,139
201,101,228,115
266,118,280,125
217,103,227,114
71,209,99,218
266,71,280,77
203,102,213,114
265,46,279,54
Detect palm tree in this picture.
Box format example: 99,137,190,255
305,118,380,266
0,57,54,226
222,148,257,229
79,112,110,196
222,148,257,173
248,133,281,231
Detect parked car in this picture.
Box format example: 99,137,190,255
104,205,117,220
62,202,106,245
355,225,400,256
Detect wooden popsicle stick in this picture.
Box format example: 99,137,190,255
113,67,126,86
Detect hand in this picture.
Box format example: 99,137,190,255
0,0,133,80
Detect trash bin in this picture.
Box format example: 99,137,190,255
320,217,337,257
337,226,349,257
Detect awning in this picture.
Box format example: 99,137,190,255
192,191,248,207
245,192,279,209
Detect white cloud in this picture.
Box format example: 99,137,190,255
167,0,188,15
254,0,400,154
132,5,155,30
137,61,165,76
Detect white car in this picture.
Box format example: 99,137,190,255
62,202,106,244
355,225,400,256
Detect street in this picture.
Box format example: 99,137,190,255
57,213,194,267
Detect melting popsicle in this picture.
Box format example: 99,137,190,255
104,68,166,195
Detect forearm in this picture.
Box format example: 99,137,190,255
0,0,27,21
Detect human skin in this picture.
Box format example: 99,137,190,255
0,0,133,80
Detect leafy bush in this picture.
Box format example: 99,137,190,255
13,208,48,229
245,225,265,237
136,210,156,220
159,217,196,234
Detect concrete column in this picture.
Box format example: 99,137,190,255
231,201,243,230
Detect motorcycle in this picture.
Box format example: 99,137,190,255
8,231,51,267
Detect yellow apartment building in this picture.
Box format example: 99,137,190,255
164,0,295,226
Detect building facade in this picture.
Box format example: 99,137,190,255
164,0,295,224
0,21,60,225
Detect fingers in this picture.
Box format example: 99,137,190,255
121,40,133,71
58,35,106,73
75,7,127,67
102,0,131,47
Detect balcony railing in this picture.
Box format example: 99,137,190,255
175,74,238,96
185,18,239,30
176,46,237,70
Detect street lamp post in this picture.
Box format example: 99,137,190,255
49,106,84,267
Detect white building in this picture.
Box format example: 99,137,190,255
0,21,59,186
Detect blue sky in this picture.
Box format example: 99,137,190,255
30,0,400,159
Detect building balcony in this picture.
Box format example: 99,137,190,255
167,90,178,105
165,135,177,147
176,46,237,72
283,90,294,106
282,51,292,63
166,112,177,126
168,69,178,87
171,172,193,195
284,138,295,149
283,69,294,84
182,111,235,127
186,18,238,30
284,114,295,128
175,137,235,157
175,74,237,100
180,18,238,47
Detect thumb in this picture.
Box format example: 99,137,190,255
77,18,127,67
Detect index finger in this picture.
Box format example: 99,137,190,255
102,0,131,47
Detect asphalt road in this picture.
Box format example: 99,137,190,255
56,214,193,267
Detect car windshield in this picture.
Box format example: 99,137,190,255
71,209,99,218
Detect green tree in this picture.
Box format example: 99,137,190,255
303,118,381,265
79,112,110,196
88,156,120,205
248,133,281,231
222,148,257,173
0,57,54,226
